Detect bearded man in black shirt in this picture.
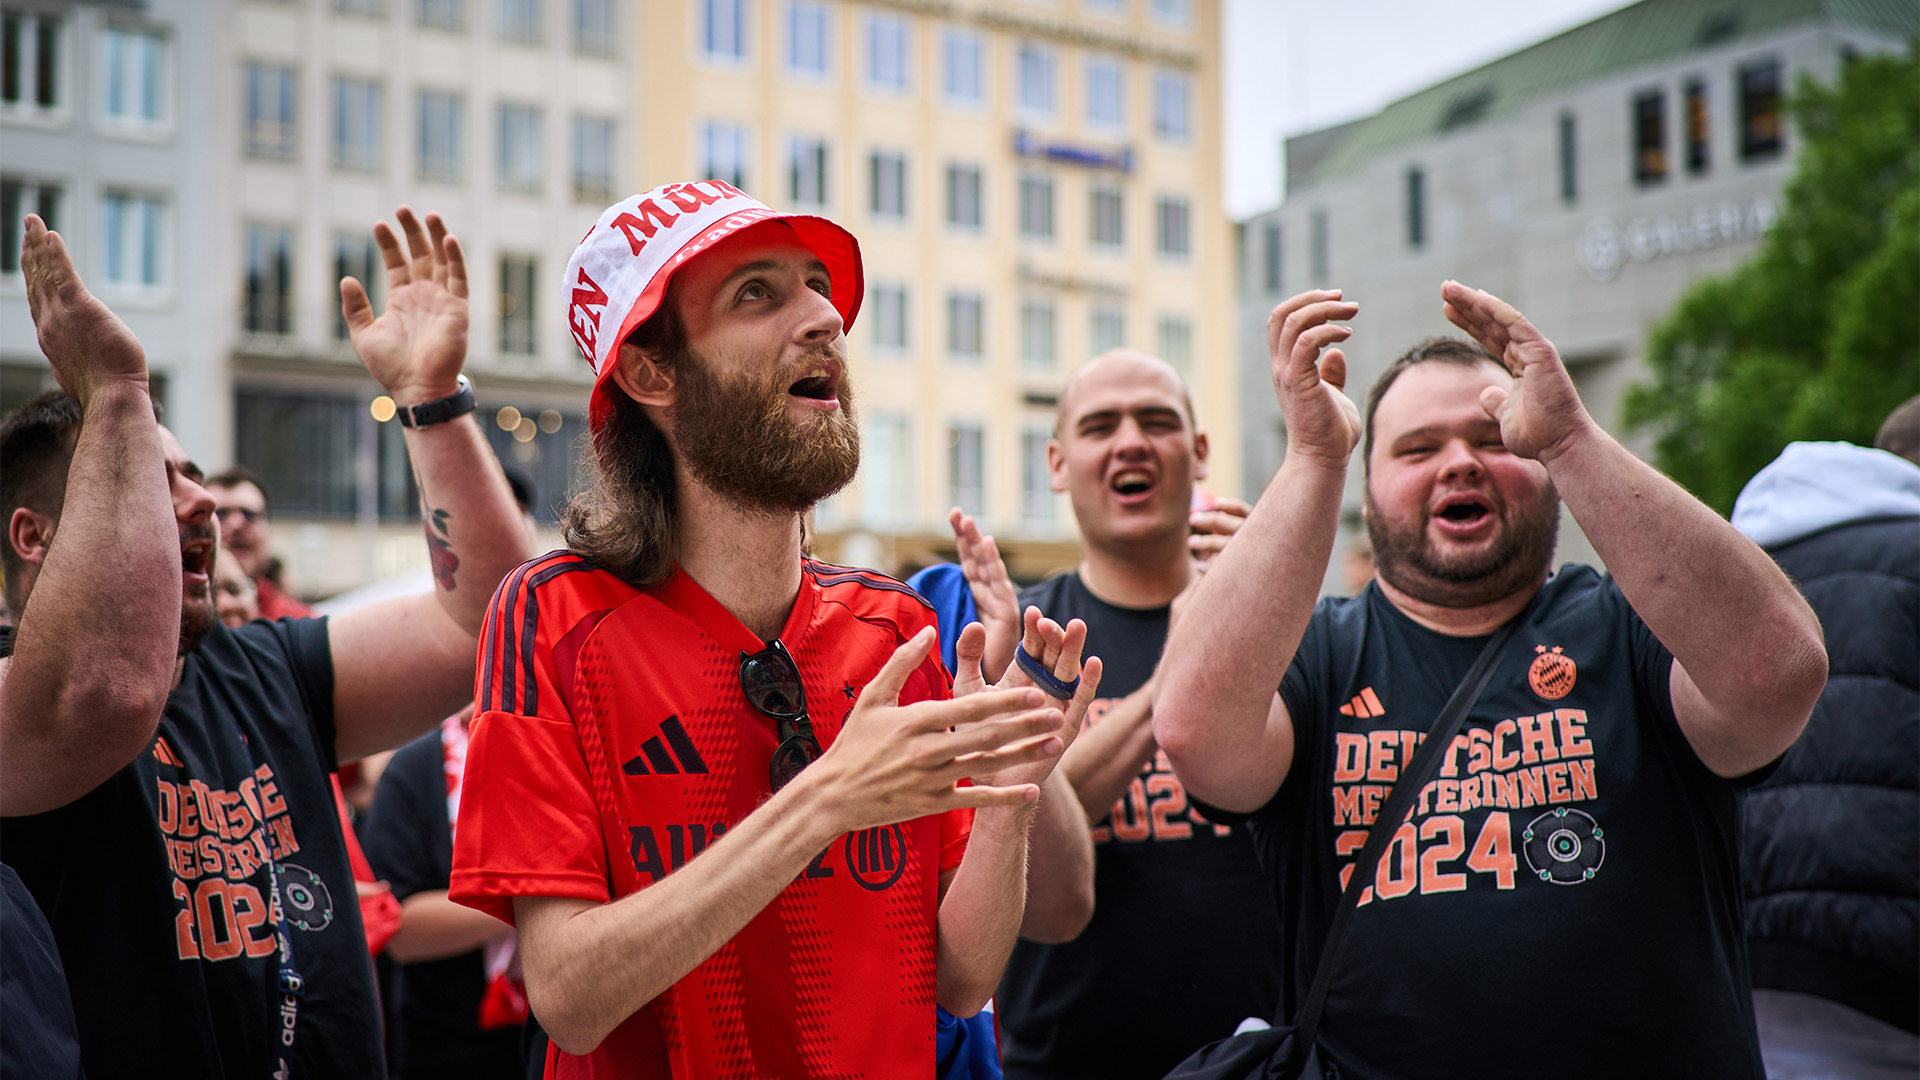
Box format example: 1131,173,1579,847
0,209,534,1078
1155,285,1827,1079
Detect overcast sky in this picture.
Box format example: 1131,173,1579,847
1222,0,1638,218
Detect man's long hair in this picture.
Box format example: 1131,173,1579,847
563,299,688,588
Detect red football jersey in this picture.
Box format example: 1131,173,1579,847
450,553,972,1079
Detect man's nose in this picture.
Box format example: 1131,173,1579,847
177,478,217,525
1435,439,1485,481
794,285,844,344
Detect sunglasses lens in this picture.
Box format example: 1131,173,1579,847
741,652,805,719
769,735,820,792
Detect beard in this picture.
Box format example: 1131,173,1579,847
1366,482,1561,608
179,525,220,656
669,343,860,515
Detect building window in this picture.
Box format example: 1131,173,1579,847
1633,89,1667,184
1020,299,1055,371
244,223,294,335
786,1,830,78
1091,305,1125,354
100,26,165,126
1019,173,1053,239
101,191,163,289
1739,60,1783,162
1405,167,1425,249
1156,195,1190,258
498,104,543,192
499,0,541,42
1017,43,1053,116
948,422,985,520
1087,56,1124,129
869,150,907,220
1685,78,1709,174
870,282,908,352
789,135,829,207
947,291,983,361
1021,427,1054,527
337,0,386,14
246,63,298,161
573,114,615,202
235,391,424,520
1156,315,1191,374
334,232,380,341
1153,70,1190,142
867,14,908,93
1151,0,1191,26
1261,222,1281,292
861,413,913,528
418,90,462,181
1,10,62,112
702,0,746,60
1308,208,1329,282
332,76,383,172
1091,185,1123,249
499,254,537,354
942,30,982,105
946,162,982,228
0,178,58,274
574,0,614,54
702,121,749,190
419,0,465,29
1557,112,1576,204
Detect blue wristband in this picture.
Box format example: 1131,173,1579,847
1014,644,1081,700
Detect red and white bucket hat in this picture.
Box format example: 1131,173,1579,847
563,179,864,431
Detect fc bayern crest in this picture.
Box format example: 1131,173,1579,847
1528,645,1577,700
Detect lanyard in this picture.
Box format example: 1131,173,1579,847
236,731,305,1074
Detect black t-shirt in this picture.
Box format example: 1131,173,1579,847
996,573,1283,1080
1,617,386,1079
1248,568,1763,1080
360,728,522,1080
1,860,83,1079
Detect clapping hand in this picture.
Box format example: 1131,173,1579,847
20,216,147,406
342,207,470,406
1440,281,1594,464
1268,290,1363,469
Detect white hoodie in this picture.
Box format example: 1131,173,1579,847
1731,441,1920,548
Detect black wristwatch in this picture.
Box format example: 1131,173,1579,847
395,374,476,428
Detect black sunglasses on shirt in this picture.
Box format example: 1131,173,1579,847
738,639,822,792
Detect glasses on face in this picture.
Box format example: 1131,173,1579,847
215,506,264,526
738,640,821,792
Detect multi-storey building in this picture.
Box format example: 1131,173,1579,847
640,0,1232,578
1235,0,1914,593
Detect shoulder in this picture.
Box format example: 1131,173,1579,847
197,616,331,683
1534,564,1634,624
1770,516,1920,583
387,726,447,778
807,560,936,624
1016,571,1076,613
487,550,638,632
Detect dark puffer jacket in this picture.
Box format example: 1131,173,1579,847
1733,442,1920,1034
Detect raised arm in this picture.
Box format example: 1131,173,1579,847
515,631,1062,1053
0,217,180,817
1440,281,1825,777
1152,291,1361,814
325,208,535,762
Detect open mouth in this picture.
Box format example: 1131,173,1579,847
788,375,836,401
181,539,214,577
1110,469,1156,497
1433,493,1493,527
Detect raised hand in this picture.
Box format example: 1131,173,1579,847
955,608,1102,789
949,508,1019,683
1440,281,1593,463
343,207,469,405
1268,290,1363,468
814,628,1065,835
1187,496,1250,569
20,215,148,405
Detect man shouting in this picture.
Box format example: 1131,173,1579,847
449,181,1100,1078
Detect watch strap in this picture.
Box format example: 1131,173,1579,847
396,374,475,428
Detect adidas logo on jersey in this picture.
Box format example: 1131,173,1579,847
622,715,709,776
1338,687,1385,718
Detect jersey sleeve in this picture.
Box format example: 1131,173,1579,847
449,556,616,924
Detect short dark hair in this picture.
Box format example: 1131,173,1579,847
1875,395,1920,466
0,389,161,611
1362,337,1501,467
562,290,689,588
205,464,270,505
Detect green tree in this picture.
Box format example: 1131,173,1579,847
1624,44,1920,514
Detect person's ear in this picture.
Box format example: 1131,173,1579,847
609,339,675,407
9,507,53,568
1047,438,1070,493
1192,431,1210,481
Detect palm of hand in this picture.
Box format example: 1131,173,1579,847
353,280,468,394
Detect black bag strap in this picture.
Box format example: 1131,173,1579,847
1283,612,1525,1072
